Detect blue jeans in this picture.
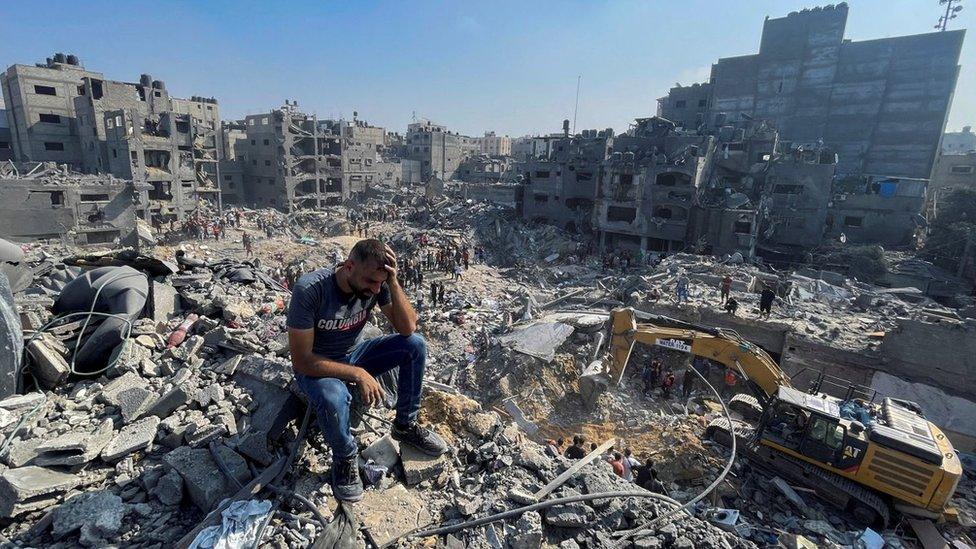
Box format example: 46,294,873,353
295,333,427,459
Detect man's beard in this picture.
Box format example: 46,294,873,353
348,279,375,299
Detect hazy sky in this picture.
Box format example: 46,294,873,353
2,1,972,136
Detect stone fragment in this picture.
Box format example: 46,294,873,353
400,444,448,486
213,354,242,375
348,484,432,547
101,416,161,462
515,445,550,473
52,491,125,546
34,419,114,466
4,437,44,467
507,487,538,505
151,281,180,323
144,385,189,419
0,392,45,411
194,383,225,407
361,434,401,469
26,338,70,389
163,445,250,511
185,423,227,447
544,501,592,528
581,469,616,509
464,411,499,439
153,468,184,506
633,536,662,549
0,465,81,517
510,510,543,549
100,372,154,423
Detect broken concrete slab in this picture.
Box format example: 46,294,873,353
144,385,189,419
3,437,45,467
152,468,184,506
26,337,70,389
34,419,115,467
544,501,592,528
150,281,180,323
101,415,161,462
0,465,81,517
349,484,432,547
400,444,448,486
163,445,250,511
52,490,126,546
99,371,154,423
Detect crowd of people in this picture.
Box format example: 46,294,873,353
635,355,740,401
544,436,667,494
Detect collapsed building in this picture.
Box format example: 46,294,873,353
0,162,140,246
403,119,480,181
1,55,222,221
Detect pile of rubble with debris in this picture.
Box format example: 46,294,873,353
0,194,973,549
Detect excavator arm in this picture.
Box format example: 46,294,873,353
608,307,792,403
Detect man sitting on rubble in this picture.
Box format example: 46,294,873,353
287,238,449,502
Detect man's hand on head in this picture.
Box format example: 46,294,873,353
383,244,399,282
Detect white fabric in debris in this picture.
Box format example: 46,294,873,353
498,321,574,362
189,499,273,549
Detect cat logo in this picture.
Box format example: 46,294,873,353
843,445,861,460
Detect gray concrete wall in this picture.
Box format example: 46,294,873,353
879,317,976,401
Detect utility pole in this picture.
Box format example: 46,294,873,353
936,0,963,31
572,75,581,135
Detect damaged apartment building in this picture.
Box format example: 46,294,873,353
238,101,343,210
655,3,962,247
404,119,480,181
1,54,222,223
0,162,140,246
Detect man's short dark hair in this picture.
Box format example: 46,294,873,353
349,239,387,266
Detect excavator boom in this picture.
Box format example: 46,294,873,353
609,307,792,401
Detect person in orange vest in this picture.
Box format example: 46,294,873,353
723,369,738,398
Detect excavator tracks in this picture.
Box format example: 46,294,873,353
705,418,891,526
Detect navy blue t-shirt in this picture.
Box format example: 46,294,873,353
287,267,391,360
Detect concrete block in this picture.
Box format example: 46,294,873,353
52,490,125,545
163,445,250,511
361,434,401,469
0,392,45,411
184,423,227,448
400,444,448,486
101,416,161,462
34,419,115,467
0,465,81,517
145,385,189,419
152,468,183,506
26,338,70,389
151,281,180,323
100,372,154,423
3,437,44,467
348,484,432,547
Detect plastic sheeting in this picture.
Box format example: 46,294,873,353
52,266,148,374
497,321,574,362
189,499,273,549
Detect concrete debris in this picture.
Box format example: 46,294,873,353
51,491,126,546
0,196,972,548
0,466,81,517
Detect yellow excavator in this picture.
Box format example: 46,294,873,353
607,307,962,525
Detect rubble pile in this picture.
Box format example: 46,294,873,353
0,197,973,548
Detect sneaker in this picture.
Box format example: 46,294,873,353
331,455,363,502
391,422,449,456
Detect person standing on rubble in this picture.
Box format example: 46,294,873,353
622,448,641,482
287,239,449,502
682,364,697,399
676,272,690,303
720,273,733,304
429,281,438,308
243,232,253,258
759,284,776,319
438,281,446,307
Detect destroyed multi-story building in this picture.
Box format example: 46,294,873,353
404,120,479,181
0,98,13,162
218,121,247,205
0,162,140,246
240,102,343,210
519,122,613,234
659,3,964,181
456,154,512,184
1,55,222,221
340,117,388,193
